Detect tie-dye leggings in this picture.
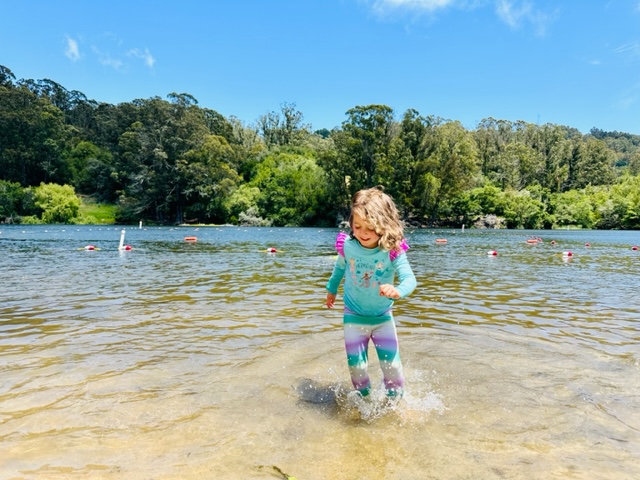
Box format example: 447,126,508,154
343,309,404,397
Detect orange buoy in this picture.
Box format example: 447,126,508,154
526,239,538,244
184,236,197,242
435,238,448,244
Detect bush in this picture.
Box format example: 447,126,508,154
33,183,81,223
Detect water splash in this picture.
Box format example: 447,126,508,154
294,369,446,424
334,381,446,424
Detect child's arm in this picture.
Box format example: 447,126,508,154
326,292,337,308
325,255,346,308
379,254,416,299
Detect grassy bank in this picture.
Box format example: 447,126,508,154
79,197,117,224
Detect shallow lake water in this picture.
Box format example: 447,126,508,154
1,225,639,479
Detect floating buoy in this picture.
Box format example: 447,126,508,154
585,243,590,247
184,236,197,242
435,238,448,244
266,247,278,253
84,245,97,250
526,239,538,244
562,251,573,257
118,229,132,251
632,246,638,251
550,240,556,245
487,250,497,256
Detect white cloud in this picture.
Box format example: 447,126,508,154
98,56,124,70
495,0,555,37
618,81,640,109
91,46,124,70
64,36,81,61
373,0,455,11
369,0,459,17
128,48,156,68
495,0,529,28
367,0,556,36
614,41,640,62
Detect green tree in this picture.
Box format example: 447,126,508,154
341,104,396,189
0,179,24,221
179,134,242,223
609,175,640,228
115,95,210,223
414,121,480,221
501,189,546,229
32,182,81,223
226,184,263,224
573,137,617,188
0,83,71,186
65,141,116,201
552,190,595,228
251,148,328,226
317,129,356,220
257,102,309,147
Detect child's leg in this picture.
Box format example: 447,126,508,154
343,322,373,396
372,319,405,397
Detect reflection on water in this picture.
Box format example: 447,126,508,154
1,225,639,479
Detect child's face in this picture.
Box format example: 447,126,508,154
351,213,380,249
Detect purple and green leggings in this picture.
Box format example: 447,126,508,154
343,310,405,397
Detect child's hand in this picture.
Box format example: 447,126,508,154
326,293,336,308
379,284,400,299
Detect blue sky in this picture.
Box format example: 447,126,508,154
1,1,639,134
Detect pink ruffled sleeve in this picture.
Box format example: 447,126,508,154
389,239,409,261
335,232,348,257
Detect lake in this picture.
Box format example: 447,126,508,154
1,225,639,479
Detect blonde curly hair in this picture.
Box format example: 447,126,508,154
349,187,405,252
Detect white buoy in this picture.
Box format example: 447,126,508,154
119,229,125,250
139,220,143,229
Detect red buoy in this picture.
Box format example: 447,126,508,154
632,246,638,251
487,250,497,256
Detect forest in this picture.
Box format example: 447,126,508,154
1,64,640,229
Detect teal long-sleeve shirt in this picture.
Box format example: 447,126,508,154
326,233,417,317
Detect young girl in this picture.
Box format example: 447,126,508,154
325,187,417,398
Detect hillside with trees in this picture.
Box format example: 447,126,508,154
1,64,639,229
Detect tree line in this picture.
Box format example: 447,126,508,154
1,64,640,229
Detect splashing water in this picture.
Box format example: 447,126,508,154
295,373,446,424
